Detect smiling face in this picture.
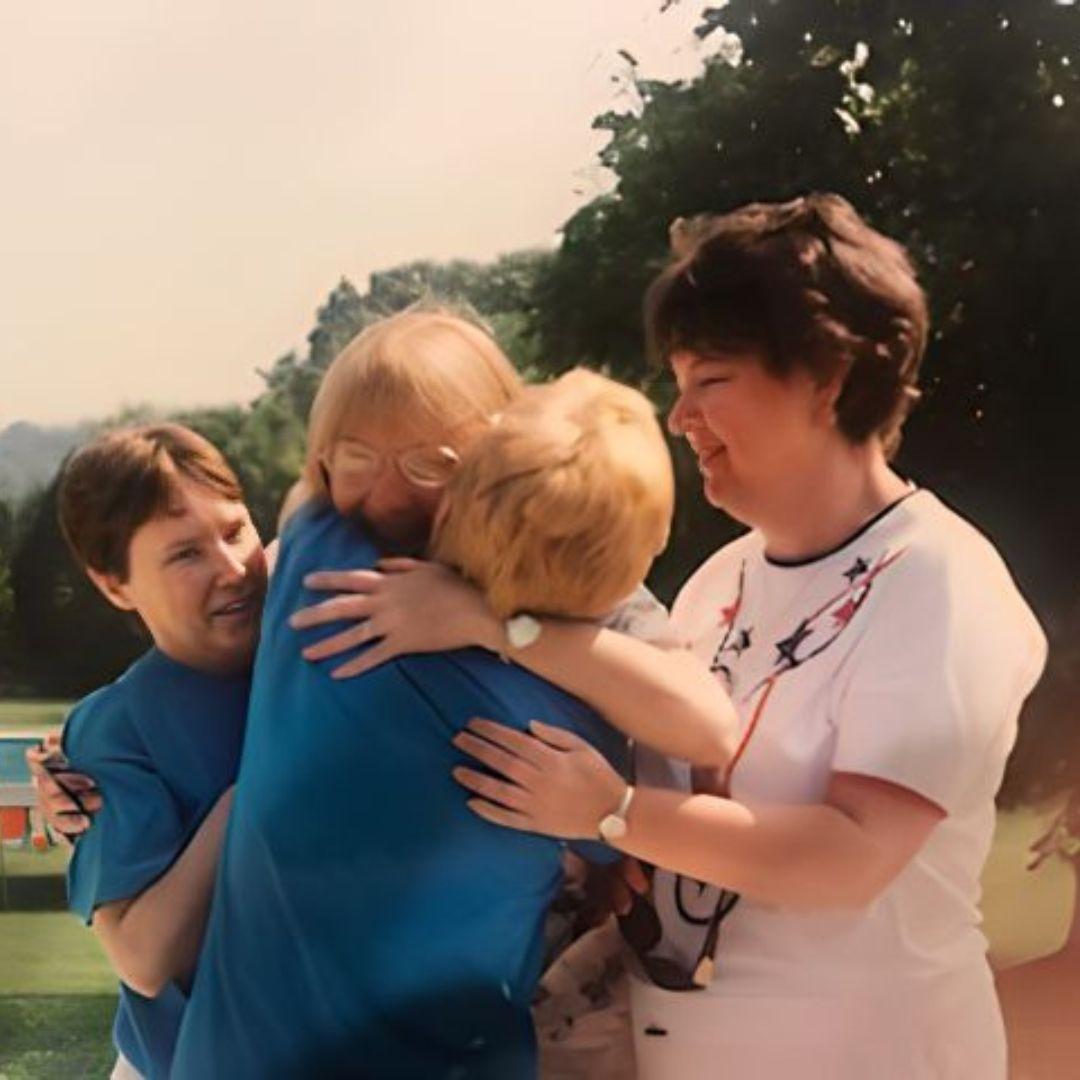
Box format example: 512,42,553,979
667,348,839,527
89,477,268,675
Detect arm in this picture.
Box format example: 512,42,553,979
450,719,943,911
91,787,233,997
290,558,736,768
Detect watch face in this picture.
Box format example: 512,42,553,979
507,613,542,649
599,814,628,842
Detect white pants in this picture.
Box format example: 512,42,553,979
110,1054,143,1080
630,963,1006,1080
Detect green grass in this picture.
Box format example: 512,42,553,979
0,912,116,996
0,995,117,1079
0,842,118,1077
0,844,115,996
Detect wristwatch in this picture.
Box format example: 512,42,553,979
503,613,542,656
598,784,635,843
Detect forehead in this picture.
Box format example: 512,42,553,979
671,349,744,385
139,479,245,537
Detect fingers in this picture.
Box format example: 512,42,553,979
527,720,590,752
375,557,426,573
622,857,651,895
302,569,384,593
451,731,540,787
451,766,532,812
290,593,376,630
465,798,533,833
610,876,634,916
302,621,378,661
52,813,92,837
330,642,398,679
464,719,557,768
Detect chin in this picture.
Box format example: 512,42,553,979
702,477,753,525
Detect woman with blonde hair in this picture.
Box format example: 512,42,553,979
168,311,737,1076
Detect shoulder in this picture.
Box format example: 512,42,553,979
62,676,139,765
867,491,1040,625
62,651,188,764
601,585,675,647
851,490,1047,687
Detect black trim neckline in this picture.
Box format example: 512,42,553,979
763,488,919,569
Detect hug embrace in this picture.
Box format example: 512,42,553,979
31,194,1046,1079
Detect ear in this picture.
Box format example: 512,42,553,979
813,370,846,427
84,567,137,612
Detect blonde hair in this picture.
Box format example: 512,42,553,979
304,307,522,498
431,368,674,620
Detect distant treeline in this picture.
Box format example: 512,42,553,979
1,0,1076,806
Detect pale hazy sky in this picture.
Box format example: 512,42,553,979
1,0,717,429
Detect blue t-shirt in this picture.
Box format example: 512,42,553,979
171,502,627,1079
63,648,249,1080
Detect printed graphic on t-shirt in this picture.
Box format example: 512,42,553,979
711,548,907,776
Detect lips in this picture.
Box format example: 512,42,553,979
696,446,727,473
209,594,258,620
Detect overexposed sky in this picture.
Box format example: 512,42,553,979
1,0,715,428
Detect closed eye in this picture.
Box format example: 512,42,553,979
166,546,200,564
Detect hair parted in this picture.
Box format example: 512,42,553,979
646,193,929,457
58,423,244,580
304,305,522,498
431,368,674,620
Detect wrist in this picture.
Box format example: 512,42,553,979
597,780,635,844
474,608,506,653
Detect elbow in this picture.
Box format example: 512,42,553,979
118,960,171,999
108,937,179,999
682,702,739,770
687,727,734,770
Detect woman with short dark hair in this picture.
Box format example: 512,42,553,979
348,195,1048,1078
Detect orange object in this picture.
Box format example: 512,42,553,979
1,807,28,841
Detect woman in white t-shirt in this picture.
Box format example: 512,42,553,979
490,195,1047,1078
292,194,1046,1078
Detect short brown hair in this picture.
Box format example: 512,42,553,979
646,193,928,456
305,306,522,499
58,423,243,579
431,368,674,619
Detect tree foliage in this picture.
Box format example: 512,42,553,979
534,0,1080,801
2,251,552,698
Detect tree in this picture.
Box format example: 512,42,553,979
532,0,1079,800
9,482,146,697
6,250,554,695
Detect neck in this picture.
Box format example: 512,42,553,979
755,444,910,563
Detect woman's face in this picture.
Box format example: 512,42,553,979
667,347,837,526
324,415,455,550
92,477,268,675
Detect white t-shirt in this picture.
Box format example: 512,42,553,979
631,489,1047,1079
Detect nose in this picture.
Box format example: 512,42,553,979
667,390,693,436
213,541,248,584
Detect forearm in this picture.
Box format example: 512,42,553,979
484,620,736,767
611,787,888,910
94,787,233,996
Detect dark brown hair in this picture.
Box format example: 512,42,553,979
645,193,928,456
58,423,243,579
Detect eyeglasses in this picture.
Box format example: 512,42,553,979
617,871,739,992
329,440,461,489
